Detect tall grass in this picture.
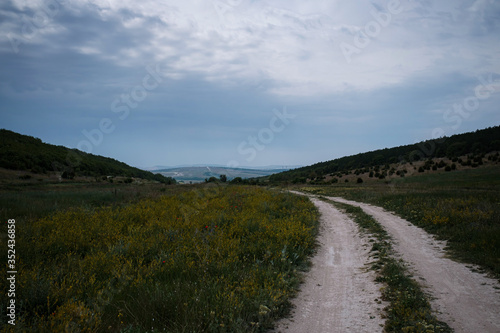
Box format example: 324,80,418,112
0,183,183,224
0,186,318,332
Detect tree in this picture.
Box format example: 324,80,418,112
206,176,218,183
220,174,227,182
230,177,243,184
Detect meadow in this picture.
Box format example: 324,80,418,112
301,165,500,278
0,184,318,332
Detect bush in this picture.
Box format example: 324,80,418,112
292,177,307,184
230,177,243,184
205,176,219,183
61,170,75,179
357,178,363,183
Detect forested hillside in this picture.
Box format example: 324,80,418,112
270,126,500,183
0,129,175,183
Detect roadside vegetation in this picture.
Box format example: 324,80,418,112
302,166,500,279
329,200,452,332
0,185,318,332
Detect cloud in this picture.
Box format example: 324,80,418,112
0,0,499,167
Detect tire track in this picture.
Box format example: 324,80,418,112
326,196,500,333
273,196,386,332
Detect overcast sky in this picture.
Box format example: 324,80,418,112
1,0,499,168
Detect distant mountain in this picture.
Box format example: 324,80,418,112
156,166,289,183
0,129,176,184
269,125,500,183
142,164,302,171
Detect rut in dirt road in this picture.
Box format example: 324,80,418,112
273,197,386,333
327,196,500,333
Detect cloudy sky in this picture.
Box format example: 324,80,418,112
1,0,499,169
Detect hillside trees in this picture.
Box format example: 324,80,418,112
269,126,500,183
0,129,176,184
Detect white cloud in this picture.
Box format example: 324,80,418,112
5,0,494,97
1,0,499,167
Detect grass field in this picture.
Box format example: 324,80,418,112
0,182,185,225
301,165,500,278
0,184,318,332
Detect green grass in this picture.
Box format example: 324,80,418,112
0,182,189,225
329,200,452,333
301,166,500,279
0,185,318,332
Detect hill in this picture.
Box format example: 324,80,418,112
0,129,176,184
157,166,287,183
269,126,500,183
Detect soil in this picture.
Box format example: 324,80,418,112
326,196,500,333
272,196,387,332
275,193,500,332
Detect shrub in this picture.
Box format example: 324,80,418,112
205,176,219,183
230,177,243,184
61,170,75,179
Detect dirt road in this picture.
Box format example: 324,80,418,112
273,196,386,332
327,196,500,333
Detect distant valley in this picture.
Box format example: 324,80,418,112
156,166,292,183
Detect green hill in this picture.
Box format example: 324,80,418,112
0,129,175,184
270,126,500,183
